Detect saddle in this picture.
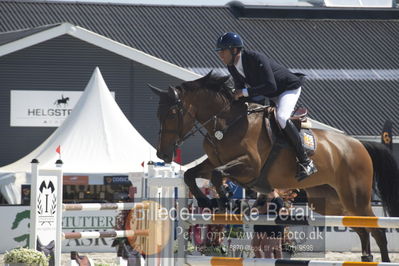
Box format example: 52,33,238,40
245,105,317,194
264,106,317,155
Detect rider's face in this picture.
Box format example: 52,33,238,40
218,49,234,65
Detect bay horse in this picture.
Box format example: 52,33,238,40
149,71,399,262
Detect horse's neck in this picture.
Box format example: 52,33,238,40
192,100,243,134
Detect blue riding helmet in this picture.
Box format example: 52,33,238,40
215,32,244,51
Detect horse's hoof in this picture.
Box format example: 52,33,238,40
361,255,373,262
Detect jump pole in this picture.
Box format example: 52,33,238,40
185,256,399,266
63,202,149,211
146,177,186,266
182,214,399,229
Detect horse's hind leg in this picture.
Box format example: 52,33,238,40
335,174,390,262
305,185,374,262
370,228,389,262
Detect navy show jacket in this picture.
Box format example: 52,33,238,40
227,50,305,99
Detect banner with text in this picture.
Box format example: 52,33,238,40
10,90,114,127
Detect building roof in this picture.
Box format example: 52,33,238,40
299,79,399,136
0,24,60,46
1,1,399,70
0,0,398,136
0,23,199,81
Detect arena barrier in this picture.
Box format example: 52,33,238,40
62,229,150,240
185,256,399,266
183,213,399,228
29,160,399,266
63,202,149,211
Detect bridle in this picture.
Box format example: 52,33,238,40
159,84,238,152
158,86,186,147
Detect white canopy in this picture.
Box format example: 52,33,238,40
0,67,162,204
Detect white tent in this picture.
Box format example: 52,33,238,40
0,67,163,204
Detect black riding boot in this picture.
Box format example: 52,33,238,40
283,120,317,181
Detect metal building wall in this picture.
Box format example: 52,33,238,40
0,34,204,166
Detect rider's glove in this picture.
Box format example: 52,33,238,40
242,88,249,97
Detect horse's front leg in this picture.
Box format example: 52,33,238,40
184,158,214,208
211,155,257,210
210,175,230,212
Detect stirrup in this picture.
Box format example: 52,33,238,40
296,160,317,181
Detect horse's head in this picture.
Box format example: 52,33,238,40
149,71,234,163
149,84,196,163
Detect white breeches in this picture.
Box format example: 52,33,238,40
270,87,301,129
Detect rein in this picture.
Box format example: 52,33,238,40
162,85,241,164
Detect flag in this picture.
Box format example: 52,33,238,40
174,148,182,164
381,120,393,151
56,145,61,154
141,161,145,168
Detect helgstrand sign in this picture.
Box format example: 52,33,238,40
10,90,115,127
11,90,81,127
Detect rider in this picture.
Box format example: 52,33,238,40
215,32,317,181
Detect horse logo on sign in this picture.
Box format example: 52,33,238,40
54,95,70,107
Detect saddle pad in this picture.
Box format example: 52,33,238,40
300,128,317,156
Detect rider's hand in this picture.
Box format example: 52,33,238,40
234,89,244,100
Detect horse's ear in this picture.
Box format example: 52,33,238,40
148,84,167,97
198,70,213,85
168,86,180,101
204,70,213,80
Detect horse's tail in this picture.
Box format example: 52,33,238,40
362,141,399,217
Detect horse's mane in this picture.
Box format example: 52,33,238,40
157,71,234,120
181,71,235,103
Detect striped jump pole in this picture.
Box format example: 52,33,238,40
63,202,149,211
186,257,399,266
184,214,399,228
62,229,149,240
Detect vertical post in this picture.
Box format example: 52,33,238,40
55,160,63,266
146,178,157,266
29,159,39,250
176,183,188,266
163,185,174,266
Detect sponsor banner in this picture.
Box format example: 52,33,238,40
63,176,89,185
11,90,81,127
0,206,116,253
62,210,117,253
0,206,397,253
10,90,114,127
104,175,131,185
